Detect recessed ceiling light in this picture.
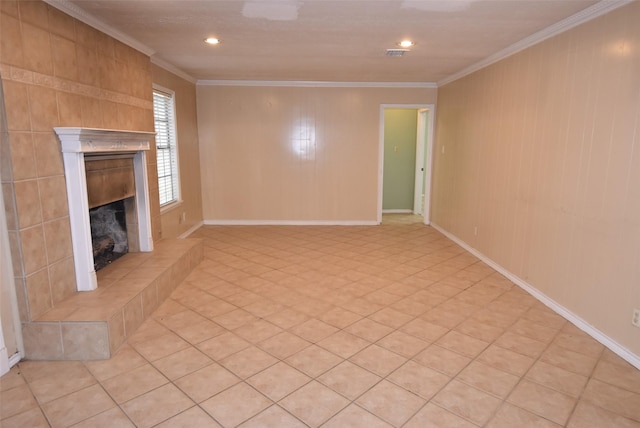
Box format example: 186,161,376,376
204,37,220,45
399,40,414,48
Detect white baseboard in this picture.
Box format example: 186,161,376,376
203,219,379,226
382,209,413,214
431,222,640,371
178,221,204,239
8,352,20,367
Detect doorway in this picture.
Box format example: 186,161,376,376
378,104,435,224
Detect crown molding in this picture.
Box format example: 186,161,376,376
438,0,633,86
197,80,437,88
44,0,156,57
150,57,197,84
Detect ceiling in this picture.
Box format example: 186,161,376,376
58,0,604,84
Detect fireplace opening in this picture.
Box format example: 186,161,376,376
84,154,141,273
90,199,129,271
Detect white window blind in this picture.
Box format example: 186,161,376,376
153,89,179,207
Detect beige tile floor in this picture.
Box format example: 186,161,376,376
1,215,640,427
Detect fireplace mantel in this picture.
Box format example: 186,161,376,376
55,127,154,153
54,127,155,292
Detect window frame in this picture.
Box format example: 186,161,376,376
152,84,182,212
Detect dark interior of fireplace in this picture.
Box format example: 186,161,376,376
90,199,128,271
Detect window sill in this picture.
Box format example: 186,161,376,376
160,199,183,215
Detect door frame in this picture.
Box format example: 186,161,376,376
0,178,24,375
378,104,435,225
413,109,428,215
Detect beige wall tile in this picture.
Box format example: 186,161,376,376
26,268,52,319
8,131,36,180
18,0,48,28
21,23,53,75
47,5,76,40
100,99,119,129
38,175,68,220
75,21,99,49
62,322,110,360
27,84,58,131
80,95,103,127
0,1,19,17
98,56,119,92
43,216,72,263
13,277,29,322
96,31,115,58
14,179,42,228
155,274,173,302
22,322,63,359
116,103,137,130
2,81,31,131
108,311,126,354
2,182,18,231
33,131,63,177
141,283,158,319
131,67,148,99
117,63,135,96
57,91,83,126
1,130,13,183
48,256,76,304
114,40,135,65
20,225,47,274
124,295,144,337
0,12,25,67
51,34,77,81
8,230,24,276
76,44,101,87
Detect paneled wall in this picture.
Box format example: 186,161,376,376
432,2,640,356
151,65,203,238
197,85,436,222
0,0,159,324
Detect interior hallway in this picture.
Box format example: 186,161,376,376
1,215,639,427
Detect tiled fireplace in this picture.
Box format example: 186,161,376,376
16,127,204,360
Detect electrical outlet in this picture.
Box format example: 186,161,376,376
179,212,186,224
633,309,640,328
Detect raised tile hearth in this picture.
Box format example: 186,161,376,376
21,238,203,360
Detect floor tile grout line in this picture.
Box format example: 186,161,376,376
561,344,607,426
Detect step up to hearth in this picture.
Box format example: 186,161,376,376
22,238,203,360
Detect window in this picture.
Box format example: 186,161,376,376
153,87,180,207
